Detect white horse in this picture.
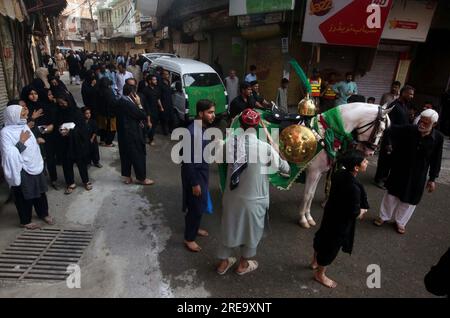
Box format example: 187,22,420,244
298,102,392,228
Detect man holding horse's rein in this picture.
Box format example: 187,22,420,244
374,85,415,189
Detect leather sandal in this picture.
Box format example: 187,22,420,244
64,184,77,195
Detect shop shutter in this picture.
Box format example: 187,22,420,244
0,58,9,127
356,51,399,104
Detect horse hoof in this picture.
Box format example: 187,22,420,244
299,220,310,229
307,218,317,226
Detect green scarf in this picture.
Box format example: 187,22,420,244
313,107,353,159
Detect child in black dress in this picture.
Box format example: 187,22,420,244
311,150,369,288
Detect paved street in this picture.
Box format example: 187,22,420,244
0,76,449,298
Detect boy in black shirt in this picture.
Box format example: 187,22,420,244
83,107,102,168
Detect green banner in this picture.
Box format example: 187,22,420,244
289,58,312,94
185,85,227,118
246,0,294,14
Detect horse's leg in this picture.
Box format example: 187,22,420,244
304,170,323,227
299,152,330,228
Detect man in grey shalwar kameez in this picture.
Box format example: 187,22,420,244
216,108,290,275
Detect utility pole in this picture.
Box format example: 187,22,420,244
87,0,98,51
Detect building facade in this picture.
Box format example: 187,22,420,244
57,0,97,51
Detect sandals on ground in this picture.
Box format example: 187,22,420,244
64,184,77,195
84,182,93,191
217,257,237,275
236,260,259,275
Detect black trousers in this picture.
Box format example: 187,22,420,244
184,204,203,242
89,141,100,164
314,242,341,267
62,156,89,185
99,130,116,145
147,114,158,142
119,143,146,181
159,108,175,135
12,187,48,225
44,141,58,182
374,138,391,183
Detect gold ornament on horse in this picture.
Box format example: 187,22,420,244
280,125,318,164
298,94,317,116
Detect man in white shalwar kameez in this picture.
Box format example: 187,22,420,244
216,108,290,275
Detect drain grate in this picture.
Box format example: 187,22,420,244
0,228,92,281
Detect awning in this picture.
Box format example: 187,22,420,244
0,0,27,22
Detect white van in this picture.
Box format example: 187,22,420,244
56,46,73,55
146,56,228,122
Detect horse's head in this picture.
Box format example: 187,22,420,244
352,103,393,156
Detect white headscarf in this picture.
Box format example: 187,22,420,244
0,105,44,187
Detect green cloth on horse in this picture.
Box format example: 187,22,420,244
312,106,353,160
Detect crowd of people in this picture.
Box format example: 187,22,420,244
0,49,174,229
0,50,448,295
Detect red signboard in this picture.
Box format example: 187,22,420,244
302,0,393,48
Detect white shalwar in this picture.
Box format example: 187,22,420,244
379,192,417,227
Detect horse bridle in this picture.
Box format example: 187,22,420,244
353,106,387,151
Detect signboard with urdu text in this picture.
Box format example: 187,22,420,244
302,0,393,48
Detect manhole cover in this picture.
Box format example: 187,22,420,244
0,228,92,281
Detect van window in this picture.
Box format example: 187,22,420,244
183,73,222,87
